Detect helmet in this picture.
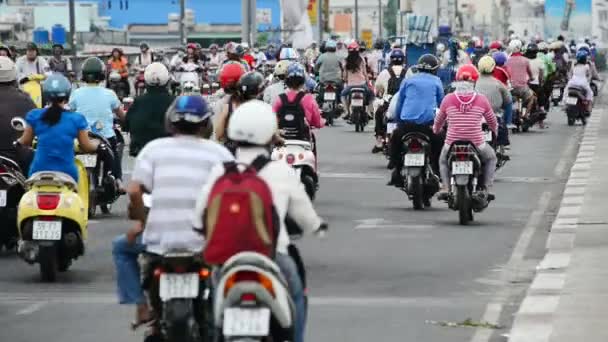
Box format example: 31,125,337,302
139,42,149,50
492,51,508,66
279,47,299,60
455,64,479,82
358,40,367,51
347,41,360,52
238,71,265,99
489,41,503,51
43,74,72,100
225,42,237,55
168,95,212,124
52,43,64,50
241,42,250,49
477,56,496,74
234,44,246,57
538,41,549,52
417,54,440,73
576,50,589,63
81,57,106,82
274,60,291,77
436,43,446,53
209,43,219,50
549,41,563,51
374,40,384,50
286,62,306,80
509,39,523,52
219,63,245,89
26,42,38,52
0,56,16,83
577,43,591,53
525,43,539,58
227,100,277,145
186,43,197,51
389,49,405,64
325,39,337,50
144,62,170,86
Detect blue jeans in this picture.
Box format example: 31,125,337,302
275,253,306,342
503,102,513,125
112,234,145,304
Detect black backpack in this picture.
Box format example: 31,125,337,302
277,92,309,141
387,67,406,95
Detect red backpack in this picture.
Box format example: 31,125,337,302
202,156,279,265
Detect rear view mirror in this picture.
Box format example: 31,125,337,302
10,117,26,132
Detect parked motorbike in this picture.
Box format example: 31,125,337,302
271,140,318,200
349,87,368,132
213,252,295,342
0,154,27,251
564,86,589,126
444,142,494,225
318,82,340,126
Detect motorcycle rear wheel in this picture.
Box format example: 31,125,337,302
410,176,424,210
39,245,58,282
457,186,472,225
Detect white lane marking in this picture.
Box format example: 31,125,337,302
16,301,47,315
561,196,584,205
546,232,575,250
321,172,385,179
556,205,581,218
555,129,583,177
537,252,571,270
564,186,585,195
356,224,436,230
517,295,560,314
530,273,566,291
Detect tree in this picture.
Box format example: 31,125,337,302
384,0,398,36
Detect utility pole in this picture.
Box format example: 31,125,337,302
241,0,257,45
378,0,382,38
69,0,75,51
355,0,359,40
318,0,323,43
179,0,186,45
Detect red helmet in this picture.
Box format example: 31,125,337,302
489,41,503,50
186,43,197,50
455,64,479,82
219,63,245,89
347,41,360,52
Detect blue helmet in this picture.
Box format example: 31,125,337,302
325,40,337,49
42,73,71,100
168,95,211,124
390,49,405,63
286,63,306,79
492,51,508,66
576,49,589,63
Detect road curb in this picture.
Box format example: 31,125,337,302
507,110,602,342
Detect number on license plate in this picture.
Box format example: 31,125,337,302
76,154,97,168
484,131,493,142
386,123,397,134
351,98,364,107
552,88,561,98
0,190,6,207
32,220,62,240
404,153,425,166
452,161,473,175
159,273,199,300
324,92,336,101
223,308,271,337
566,97,578,105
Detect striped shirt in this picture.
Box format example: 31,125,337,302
131,136,234,255
433,92,498,147
505,53,533,88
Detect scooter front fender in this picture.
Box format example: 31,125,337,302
454,175,470,186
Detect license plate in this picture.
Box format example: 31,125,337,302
387,122,397,134
223,307,271,337
76,154,97,168
484,131,493,142
452,161,473,175
0,190,6,207
566,97,578,105
159,273,199,300
404,153,425,166
351,98,364,107
32,220,62,241
552,88,561,98
324,92,336,101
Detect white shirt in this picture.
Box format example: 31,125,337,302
263,80,286,105
192,147,322,254
375,65,405,94
15,56,49,82
529,58,545,85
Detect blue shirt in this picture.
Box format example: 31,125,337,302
68,86,120,138
26,108,88,181
395,73,444,125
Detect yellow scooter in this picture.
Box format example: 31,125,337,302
21,74,46,108
12,118,90,282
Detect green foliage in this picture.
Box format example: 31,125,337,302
257,32,269,46
384,0,398,36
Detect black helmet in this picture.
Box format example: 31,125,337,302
525,43,539,58
359,40,367,52
52,43,64,50
140,42,149,50
81,57,106,83
374,39,384,50
26,42,38,52
417,54,440,74
237,71,265,100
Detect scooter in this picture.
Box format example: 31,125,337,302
564,85,589,126
400,132,439,209
271,140,318,200
318,82,340,126
133,67,146,96
13,118,89,281
0,154,27,251
349,87,368,132
108,71,128,100
179,62,202,95
21,74,46,108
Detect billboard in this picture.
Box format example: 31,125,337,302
545,0,592,39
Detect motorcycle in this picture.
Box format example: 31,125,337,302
318,82,340,126
444,142,494,225
564,85,589,126
349,87,368,132
0,153,27,251
213,252,295,342
144,249,213,342
21,74,46,108
179,63,203,95
551,82,565,106
271,140,318,200
511,94,546,133
483,123,509,170
400,132,439,209
108,70,128,100
14,118,89,281
133,67,146,96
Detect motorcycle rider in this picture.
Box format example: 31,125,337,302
491,51,511,87
124,63,174,156
15,42,49,85
182,43,202,65
107,48,130,97
241,42,257,69
134,42,154,69
0,56,36,170
17,74,101,181
526,43,547,128
207,43,223,67
0,45,12,59
475,56,513,147
373,49,406,153
304,42,319,65
221,42,250,72
280,47,317,92
538,42,557,111
564,50,593,112
368,40,385,76
387,54,444,188
434,64,498,200
505,39,537,119
114,95,233,331
47,44,73,78
336,40,348,60
341,41,372,118
263,60,290,105
192,100,325,342
68,57,126,190
214,63,246,144
488,40,504,54
315,40,343,111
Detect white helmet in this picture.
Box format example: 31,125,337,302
508,39,523,52
241,42,250,49
227,100,277,145
576,42,590,52
538,41,549,51
0,56,16,83
274,60,291,77
144,62,170,86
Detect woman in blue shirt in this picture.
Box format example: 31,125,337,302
17,74,100,181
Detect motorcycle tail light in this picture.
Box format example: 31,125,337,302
240,293,257,303
298,153,304,160
37,194,60,210
224,271,275,297
0,165,7,173
408,139,422,153
353,94,364,99
153,267,164,278
325,85,335,91
199,267,210,279
173,265,187,273
286,154,295,164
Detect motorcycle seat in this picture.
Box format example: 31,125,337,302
0,156,21,173
221,252,283,280
402,132,430,143
284,140,312,150
27,171,77,190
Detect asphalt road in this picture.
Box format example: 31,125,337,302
0,103,584,342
